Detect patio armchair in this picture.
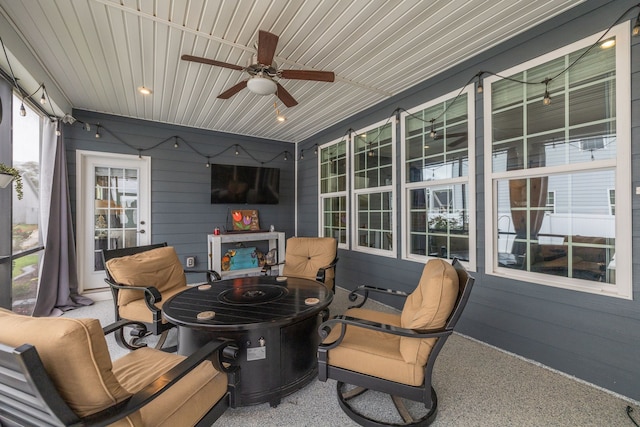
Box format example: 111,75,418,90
0,308,238,426
317,258,474,426
103,243,221,350
263,236,338,292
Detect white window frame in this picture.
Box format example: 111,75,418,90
546,190,556,214
351,120,396,258
483,23,631,299
400,87,476,270
318,137,350,249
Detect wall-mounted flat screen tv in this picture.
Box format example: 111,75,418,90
211,164,280,204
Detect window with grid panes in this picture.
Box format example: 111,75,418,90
484,23,631,299
319,138,348,247
352,121,395,256
402,88,474,267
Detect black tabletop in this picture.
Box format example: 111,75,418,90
162,275,333,331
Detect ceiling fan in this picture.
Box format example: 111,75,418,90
181,30,335,108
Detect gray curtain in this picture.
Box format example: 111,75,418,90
33,121,92,317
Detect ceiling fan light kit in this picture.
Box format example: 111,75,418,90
182,30,335,108
247,75,277,95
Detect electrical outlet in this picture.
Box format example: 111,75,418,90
185,256,196,268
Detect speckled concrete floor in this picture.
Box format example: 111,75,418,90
65,287,639,427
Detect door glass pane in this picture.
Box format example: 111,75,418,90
93,166,139,271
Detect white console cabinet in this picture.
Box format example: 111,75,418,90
208,232,286,278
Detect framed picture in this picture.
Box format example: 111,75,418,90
231,209,260,231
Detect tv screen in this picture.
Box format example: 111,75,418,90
211,164,280,204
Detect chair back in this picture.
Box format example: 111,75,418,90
0,309,131,419
282,237,338,289
448,258,475,328
102,242,167,283
399,258,460,366
103,244,187,307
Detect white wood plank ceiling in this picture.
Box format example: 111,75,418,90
0,0,585,143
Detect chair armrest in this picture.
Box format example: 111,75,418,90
79,339,239,427
318,315,451,350
104,278,162,311
348,284,408,308
316,258,338,283
102,319,149,336
184,268,222,282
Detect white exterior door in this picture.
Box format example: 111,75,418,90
76,151,151,293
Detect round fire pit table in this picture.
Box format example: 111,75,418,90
162,275,333,407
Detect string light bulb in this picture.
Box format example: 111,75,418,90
19,102,26,116
633,12,640,36
429,119,437,139
313,144,318,155
300,150,305,160
40,92,47,105
206,157,210,167
95,125,101,138
235,145,240,155
477,72,484,94
543,78,552,106
283,152,288,161
85,122,91,132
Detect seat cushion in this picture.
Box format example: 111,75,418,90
113,347,228,427
323,308,426,386
400,259,459,365
118,284,188,324
0,309,131,418
106,246,187,307
282,237,336,287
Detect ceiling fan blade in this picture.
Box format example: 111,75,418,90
276,83,298,107
257,30,279,66
218,80,248,99
181,54,244,71
280,69,335,82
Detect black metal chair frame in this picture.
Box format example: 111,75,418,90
317,258,475,427
0,319,239,427
102,243,221,351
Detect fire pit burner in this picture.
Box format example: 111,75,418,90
219,284,288,305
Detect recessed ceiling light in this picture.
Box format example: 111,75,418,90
138,86,152,95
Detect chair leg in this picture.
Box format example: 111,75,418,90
114,324,147,351
336,382,439,427
391,396,414,424
154,329,169,349
153,329,178,353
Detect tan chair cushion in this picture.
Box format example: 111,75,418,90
113,347,228,427
400,259,459,365
106,246,187,307
323,308,426,386
0,309,131,418
118,285,187,324
282,237,336,287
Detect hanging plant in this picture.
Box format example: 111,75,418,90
0,163,23,200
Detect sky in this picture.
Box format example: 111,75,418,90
12,94,40,164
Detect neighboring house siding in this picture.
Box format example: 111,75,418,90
297,0,640,401
12,173,38,224
65,111,295,272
